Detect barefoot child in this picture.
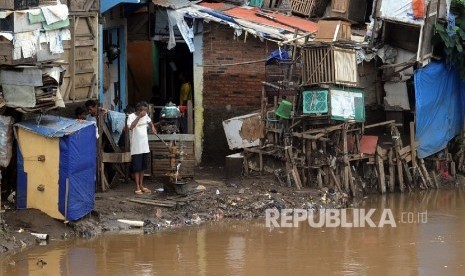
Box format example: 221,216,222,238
127,102,157,194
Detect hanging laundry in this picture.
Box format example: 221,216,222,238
13,31,39,60
41,4,69,25
167,9,195,52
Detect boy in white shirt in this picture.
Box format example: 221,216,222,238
127,102,157,195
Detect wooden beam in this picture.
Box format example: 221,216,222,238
329,169,342,193
102,152,132,163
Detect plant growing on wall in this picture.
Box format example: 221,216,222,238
434,0,465,80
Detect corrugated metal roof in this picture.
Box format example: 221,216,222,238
198,2,235,11
15,115,95,138
153,0,196,9
199,3,317,34
224,7,317,33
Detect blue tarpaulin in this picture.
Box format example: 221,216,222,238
16,115,96,221
100,0,140,13
414,61,465,158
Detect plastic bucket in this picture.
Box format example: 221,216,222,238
275,100,292,119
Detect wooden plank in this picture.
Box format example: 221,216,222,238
410,121,417,168
148,134,195,142
420,159,434,188
388,149,395,192
102,122,121,152
329,169,342,193
343,124,349,191
348,165,355,194
128,198,177,208
102,152,131,163
376,146,386,194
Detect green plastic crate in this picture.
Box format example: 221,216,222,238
249,0,264,7
302,90,328,114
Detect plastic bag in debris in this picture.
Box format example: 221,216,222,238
0,115,14,168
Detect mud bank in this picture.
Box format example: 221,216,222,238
1,167,462,254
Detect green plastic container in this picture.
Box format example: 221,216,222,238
249,0,264,7
275,100,292,119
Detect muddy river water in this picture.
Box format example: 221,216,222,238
1,189,465,275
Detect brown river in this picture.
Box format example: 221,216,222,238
1,189,465,275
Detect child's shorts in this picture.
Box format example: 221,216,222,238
131,152,149,172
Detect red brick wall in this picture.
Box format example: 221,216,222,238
203,23,275,108
201,23,277,163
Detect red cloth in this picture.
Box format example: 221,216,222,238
412,0,425,19
179,105,187,114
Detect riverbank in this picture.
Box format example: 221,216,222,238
1,166,463,254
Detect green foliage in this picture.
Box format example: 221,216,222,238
434,13,465,81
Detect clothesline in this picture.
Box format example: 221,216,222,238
198,58,267,67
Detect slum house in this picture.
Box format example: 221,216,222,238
98,0,322,186
225,0,465,196
0,0,99,220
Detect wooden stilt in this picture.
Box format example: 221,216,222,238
330,169,342,193
348,165,355,195
376,146,386,194
388,149,395,192
410,121,417,186
343,124,350,192
419,159,434,188
317,168,323,189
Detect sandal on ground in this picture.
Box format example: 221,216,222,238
142,187,152,193
134,190,143,195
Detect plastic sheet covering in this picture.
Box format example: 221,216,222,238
414,61,465,158
0,115,14,168
380,0,424,24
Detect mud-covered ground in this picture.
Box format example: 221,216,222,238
1,166,461,254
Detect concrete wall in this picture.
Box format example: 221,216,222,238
201,23,276,164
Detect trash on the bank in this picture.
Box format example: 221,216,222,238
196,185,206,191
228,183,238,188
31,233,49,240
36,259,47,267
17,228,24,233
156,188,164,192
7,191,15,203
216,189,220,196
165,220,172,226
155,208,162,218
192,214,201,225
213,208,224,221
117,219,144,227
321,193,327,203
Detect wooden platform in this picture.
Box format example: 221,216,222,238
148,134,195,177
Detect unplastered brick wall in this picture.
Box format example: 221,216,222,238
203,23,274,107
202,23,277,163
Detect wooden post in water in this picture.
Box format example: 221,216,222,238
376,146,386,194
342,123,350,192
388,149,395,192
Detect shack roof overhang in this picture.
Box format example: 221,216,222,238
15,115,95,138
151,0,318,46
101,0,142,13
